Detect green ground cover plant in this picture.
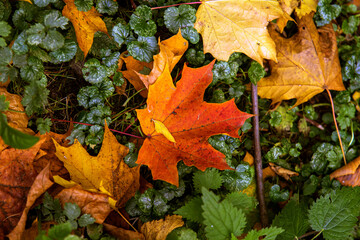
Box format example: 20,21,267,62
1,0,360,239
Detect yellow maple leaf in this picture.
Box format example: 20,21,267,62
295,0,318,18
53,123,140,207
62,0,108,58
257,14,345,107
141,215,184,240
194,0,292,64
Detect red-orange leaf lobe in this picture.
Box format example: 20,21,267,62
136,61,252,186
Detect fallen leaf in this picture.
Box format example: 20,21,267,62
140,215,184,240
55,186,113,223
103,223,145,240
53,123,140,207
0,88,35,152
0,137,44,236
295,0,318,17
257,13,345,107
62,0,108,58
136,61,252,186
194,0,292,64
8,163,53,240
121,56,153,98
262,166,277,179
243,152,254,166
330,156,360,186
269,162,299,181
137,31,188,88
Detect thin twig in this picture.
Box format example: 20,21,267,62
51,118,143,139
251,83,269,227
296,112,325,130
296,230,319,240
151,2,202,10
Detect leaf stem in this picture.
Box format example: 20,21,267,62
310,229,323,240
151,2,202,10
325,89,346,164
51,118,143,139
251,83,268,227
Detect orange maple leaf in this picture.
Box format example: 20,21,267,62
257,13,345,107
62,0,108,58
136,61,252,186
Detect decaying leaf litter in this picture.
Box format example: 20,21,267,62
1,0,360,238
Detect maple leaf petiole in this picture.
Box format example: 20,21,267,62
151,2,202,10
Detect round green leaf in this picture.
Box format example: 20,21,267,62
44,10,69,29
181,26,199,44
0,47,12,66
112,23,130,46
64,202,81,220
12,31,28,54
42,30,65,51
96,0,118,15
127,36,158,63
78,214,95,227
26,23,45,46
0,21,11,37
49,40,77,63
164,5,196,34
75,0,93,11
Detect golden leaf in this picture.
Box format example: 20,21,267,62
257,14,345,107
62,0,108,58
295,0,318,18
194,0,292,64
53,123,140,207
141,215,184,240
152,119,176,143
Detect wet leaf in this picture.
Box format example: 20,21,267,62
140,215,184,240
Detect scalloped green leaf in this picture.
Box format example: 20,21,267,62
75,0,93,12
26,23,45,46
20,56,44,82
129,5,156,37
49,40,77,64
0,95,9,111
243,227,284,240
96,0,118,15
12,31,29,55
181,26,199,44
0,21,11,37
0,113,39,149
22,74,49,115
112,23,130,46
82,58,107,84
42,30,65,51
164,5,196,34
127,36,158,63
44,10,69,29
0,47,12,66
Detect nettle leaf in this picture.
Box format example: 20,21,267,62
272,200,309,240
20,56,44,82
82,58,107,84
129,5,156,37
75,0,93,12
315,0,341,27
0,21,11,37
44,10,69,30
0,95,9,111
243,227,284,240
0,47,12,66
12,31,29,55
202,188,246,239
0,113,39,149
50,40,77,64
193,168,222,192
308,187,360,240
224,192,257,214
42,30,65,51
174,197,203,223
26,23,46,46
22,74,49,115
112,23,130,46
181,26,199,44
96,0,118,15
164,5,196,34
128,36,158,63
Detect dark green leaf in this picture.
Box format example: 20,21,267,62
77,86,104,108
342,15,360,34
12,53,28,67
42,30,65,51
78,214,95,227
315,0,341,27
181,26,199,44
48,222,72,239
269,184,289,202
166,227,198,240
222,163,254,191
26,23,45,46
128,36,158,63
22,74,49,115
164,5,196,34
33,0,55,8
272,200,309,240
0,95,9,111
29,46,51,63
0,46,12,66
86,223,103,240
174,197,203,223
186,48,205,66
202,188,246,239
224,192,257,214
0,21,11,37
96,0,118,15
36,118,52,134
12,31,29,55
243,227,284,240
94,78,114,98
129,5,156,37
20,56,44,82
82,58,107,84
49,40,77,63
0,113,39,149
248,61,265,85
44,10,68,29
193,168,222,192
112,23,130,46
75,0,93,12
0,38,6,47
64,202,81,220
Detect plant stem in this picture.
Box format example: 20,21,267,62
51,118,143,139
151,2,202,10
251,83,268,227
326,89,346,164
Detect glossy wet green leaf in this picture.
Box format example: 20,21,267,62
75,0,93,12
129,5,156,37
186,48,205,66
22,74,49,115
42,30,65,51
181,26,199,44
96,0,118,15
248,61,265,85
0,21,11,37
0,46,12,66
315,0,341,27
26,23,45,46
82,58,107,84
127,36,158,63
49,40,77,64
222,163,254,191
78,214,95,227
342,15,360,34
164,5,196,34
12,31,29,54
44,10,68,29
269,184,289,202
20,56,44,82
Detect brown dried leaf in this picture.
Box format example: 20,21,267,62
141,215,184,240
269,163,299,181
330,156,360,186
103,223,145,240
8,163,54,240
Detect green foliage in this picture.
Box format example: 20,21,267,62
127,36,158,63
308,187,360,240
272,199,309,240
75,0,93,12
193,168,222,192
166,227,198,240
310,142,342,173
222,163,254,192
36,118,52,134
269,184,289,202
242,227,284,240
96,0,118,15
129,5,156,37
174,197,204,223
248,61,265,85
314,0,341,26
22,74,49,115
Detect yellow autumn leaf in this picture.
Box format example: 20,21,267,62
194,0,292,64
152,119,176,143
53,123,140,207
141,215,184,240
62,0,108,58
295,0,318,17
